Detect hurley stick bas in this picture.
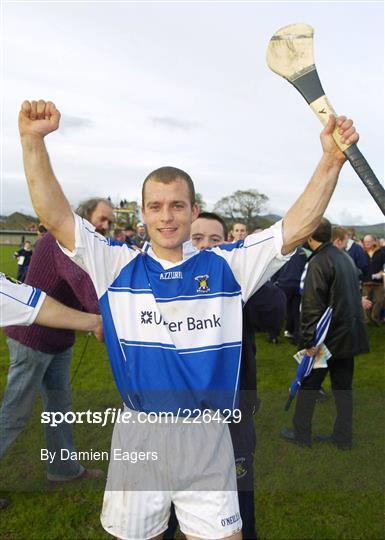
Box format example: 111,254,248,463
266,23,385,215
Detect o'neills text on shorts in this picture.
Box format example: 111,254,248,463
40,449,158,463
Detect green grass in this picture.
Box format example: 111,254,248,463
0,245,20,278
0,246,384,539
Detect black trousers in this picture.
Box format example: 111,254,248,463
280,285,301,343
293,356,354,446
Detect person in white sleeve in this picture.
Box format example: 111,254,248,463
0,273,102,333
18,98,358,540
0,272,102,510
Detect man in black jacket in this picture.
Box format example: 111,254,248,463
281,218,369,450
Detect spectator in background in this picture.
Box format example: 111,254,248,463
231,222,248,242
188,211,287,538
345,227,358,242
281,218,369,450
274,247,309,345
343,227,369,279
362,234,385,325
113,228,126,243
2,197,113,482
37,223,47,237
14,240,33,282
190,211,259,539
248,280,287,345
332,226,349,251
333,228,373,313
132,221,148,248
123,225,136,247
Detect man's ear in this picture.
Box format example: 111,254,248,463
191,203,200,222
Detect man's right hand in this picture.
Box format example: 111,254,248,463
19,100,60,138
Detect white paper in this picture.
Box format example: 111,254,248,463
294,344,332,369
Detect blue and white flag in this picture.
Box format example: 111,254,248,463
285,306,333,411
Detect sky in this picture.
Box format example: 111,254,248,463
1,0,384,226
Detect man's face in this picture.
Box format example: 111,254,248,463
137,225,146,236
142,178,199,260
90,202,114,236
191,218,225,250
363,235,375,250
333,234,349,251
232,223,247,241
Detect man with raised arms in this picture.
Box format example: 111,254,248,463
18,99,358,540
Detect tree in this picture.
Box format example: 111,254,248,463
195,192,206,212
213,189,268,231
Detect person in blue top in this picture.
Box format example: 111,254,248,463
18,98,358,540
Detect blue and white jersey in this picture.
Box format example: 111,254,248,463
0,273,46,327
62,215,291,414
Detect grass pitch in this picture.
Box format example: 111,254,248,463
0,246,384,539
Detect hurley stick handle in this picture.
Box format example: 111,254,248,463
267,24,385,215
309,94,385,212
344,144,385,213
309,95,349,152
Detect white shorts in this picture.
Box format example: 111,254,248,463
100,408,241,539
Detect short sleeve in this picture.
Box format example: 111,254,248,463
58,213,140,298
212,220,294,302
0,274,46,326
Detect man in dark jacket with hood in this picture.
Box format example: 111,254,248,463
281,218,369,450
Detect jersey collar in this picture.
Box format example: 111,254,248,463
142,240,198,269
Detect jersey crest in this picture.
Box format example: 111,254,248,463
195,274,210,293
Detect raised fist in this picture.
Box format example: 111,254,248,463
320,115,359,165
19,100,61,138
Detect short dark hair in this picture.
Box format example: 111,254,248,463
197,212,228,239
142,166,196,207
311,218,332,243
76,198,113,221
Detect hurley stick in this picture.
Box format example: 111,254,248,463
266,23,385,215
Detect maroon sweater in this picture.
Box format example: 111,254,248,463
6,233,99,354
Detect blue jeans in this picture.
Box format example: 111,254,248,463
0,338,84,480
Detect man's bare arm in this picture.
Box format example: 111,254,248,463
19,100,75,250
35,296,103,340
282,115,359,255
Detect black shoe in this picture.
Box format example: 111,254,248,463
335,442,352,451
0,498,10,510
280,428,311,448
314,434,334,443
314,434,352,451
